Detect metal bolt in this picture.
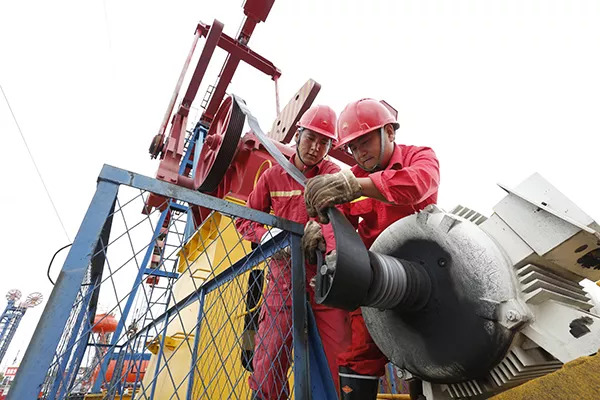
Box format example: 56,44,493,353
506,310,520,322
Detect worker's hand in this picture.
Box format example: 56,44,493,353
324,250,337,268
309,274,316,289
302,220,326,264
305,169,362,223
260,228,290,260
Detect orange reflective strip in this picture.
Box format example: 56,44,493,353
270,190,303,198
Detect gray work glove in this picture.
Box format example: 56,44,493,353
324,250,337,268
305,169,362,223
260,227,290,260
302,220,326,264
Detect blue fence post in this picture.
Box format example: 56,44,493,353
178,124,204,242
8,180,120,400
127,327,151,396
46,289,92,400
290,232,310,400
150,312,172,399
186,288,206,400
51,200,116,400
307,306,338,399
91,208,169,392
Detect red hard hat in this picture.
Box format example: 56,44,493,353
297,105,337,142
335,98,400,149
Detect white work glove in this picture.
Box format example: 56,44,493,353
260,228,290,260
305,169,362,223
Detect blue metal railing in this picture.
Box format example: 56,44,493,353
9,165,334,400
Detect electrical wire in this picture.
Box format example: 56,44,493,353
47,244,72,285
1,83,72,243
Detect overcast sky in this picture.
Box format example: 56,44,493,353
1,0,599,369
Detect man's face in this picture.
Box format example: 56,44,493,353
347,125,395,170
297,130,331,166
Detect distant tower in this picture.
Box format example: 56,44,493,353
0,290,43,366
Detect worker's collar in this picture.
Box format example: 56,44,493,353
386,144,404,170
290,153,325,175
353,144,403,176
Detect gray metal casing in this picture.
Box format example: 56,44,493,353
363,173,600,399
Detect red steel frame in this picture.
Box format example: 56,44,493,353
146,0,281,213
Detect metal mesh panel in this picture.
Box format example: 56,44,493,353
11,167,306,400
186,221,295,400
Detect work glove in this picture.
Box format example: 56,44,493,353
302,220,326,264
305,169,362,223
260,227,290,260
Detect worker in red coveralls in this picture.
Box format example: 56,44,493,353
235,105,351,400
302,98,440,399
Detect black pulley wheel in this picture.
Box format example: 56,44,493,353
196,95,245,192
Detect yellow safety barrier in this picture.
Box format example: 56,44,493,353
141,210,262,399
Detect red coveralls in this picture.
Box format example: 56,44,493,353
236,155,351,400
336,143,440,377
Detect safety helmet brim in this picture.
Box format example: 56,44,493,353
334,121,399,150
